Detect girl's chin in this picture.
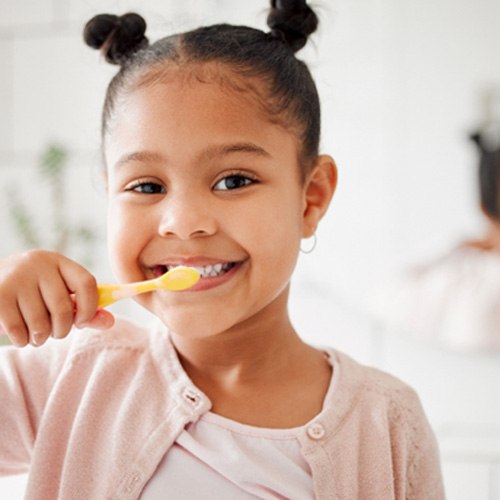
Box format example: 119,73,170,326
155,313,228,340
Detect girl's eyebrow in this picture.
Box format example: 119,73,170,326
202,142,272,160
113,142,272,170
113,150,165,170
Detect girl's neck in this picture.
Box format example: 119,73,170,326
171,309,331,428
169,290,333,428
171,303,305,387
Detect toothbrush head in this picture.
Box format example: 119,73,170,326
156,266,200,291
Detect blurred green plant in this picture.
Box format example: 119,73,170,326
2,145,99,346
5,144,97,267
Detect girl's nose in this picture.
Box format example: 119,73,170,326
157,196,218,240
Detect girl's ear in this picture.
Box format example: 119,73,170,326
302,155,337,238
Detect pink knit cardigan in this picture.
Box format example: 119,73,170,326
0,318,444,499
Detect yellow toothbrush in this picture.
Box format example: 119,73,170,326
97,266,200,308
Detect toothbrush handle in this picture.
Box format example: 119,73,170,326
97,280,157,308
97,284,124,308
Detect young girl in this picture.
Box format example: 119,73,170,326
0,1,444,498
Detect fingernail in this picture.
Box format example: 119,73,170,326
32,333,46,346
75,318,94,329
11,338,26,348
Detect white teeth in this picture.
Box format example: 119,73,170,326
185,262,233,279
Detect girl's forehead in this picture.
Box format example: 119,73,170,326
126,61,294,129
112,76,261,135
107,61,297,138
105,66,301,166
104,61,303,170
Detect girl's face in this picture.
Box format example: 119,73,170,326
104,68,329,338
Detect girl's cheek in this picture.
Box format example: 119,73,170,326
107,210,134,270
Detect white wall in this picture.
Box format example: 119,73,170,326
1,0,500,498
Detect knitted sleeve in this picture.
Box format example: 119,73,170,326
397,386,446,499
0,341,71,475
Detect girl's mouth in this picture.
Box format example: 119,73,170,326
153,262,237,280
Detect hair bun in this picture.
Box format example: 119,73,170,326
83,12,148,65
267,0,318,53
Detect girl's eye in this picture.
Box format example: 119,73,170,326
214,175,254,191
125,181,165,194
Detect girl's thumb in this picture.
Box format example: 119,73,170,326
86,309,115,330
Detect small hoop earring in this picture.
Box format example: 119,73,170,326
300,233,317,254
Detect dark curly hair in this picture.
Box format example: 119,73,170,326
470,132,500,220
83,1,321,180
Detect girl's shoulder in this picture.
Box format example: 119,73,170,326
0,316,180,424
70,316,155,352
53,316,175,375
327,348,424,420
0,316,163,379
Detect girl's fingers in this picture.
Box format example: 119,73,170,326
32,257,98,339
0,303,30,347
85,309,115,330
36,276,76,340
57,259,98,327
16,287,53,346
0,251,107,347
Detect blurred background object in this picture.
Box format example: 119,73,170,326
6,144,97,264
370,103,500,354
1,0,500,498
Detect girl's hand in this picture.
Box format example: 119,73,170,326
0,250,114,347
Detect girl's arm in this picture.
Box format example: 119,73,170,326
0,339,71,475
0,250,114,473
405,394,446,499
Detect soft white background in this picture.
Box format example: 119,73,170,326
1,0,500,498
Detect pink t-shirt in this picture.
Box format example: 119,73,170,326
141,355,338,499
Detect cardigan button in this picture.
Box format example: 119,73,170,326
306,422,326,440
182,388,201,405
